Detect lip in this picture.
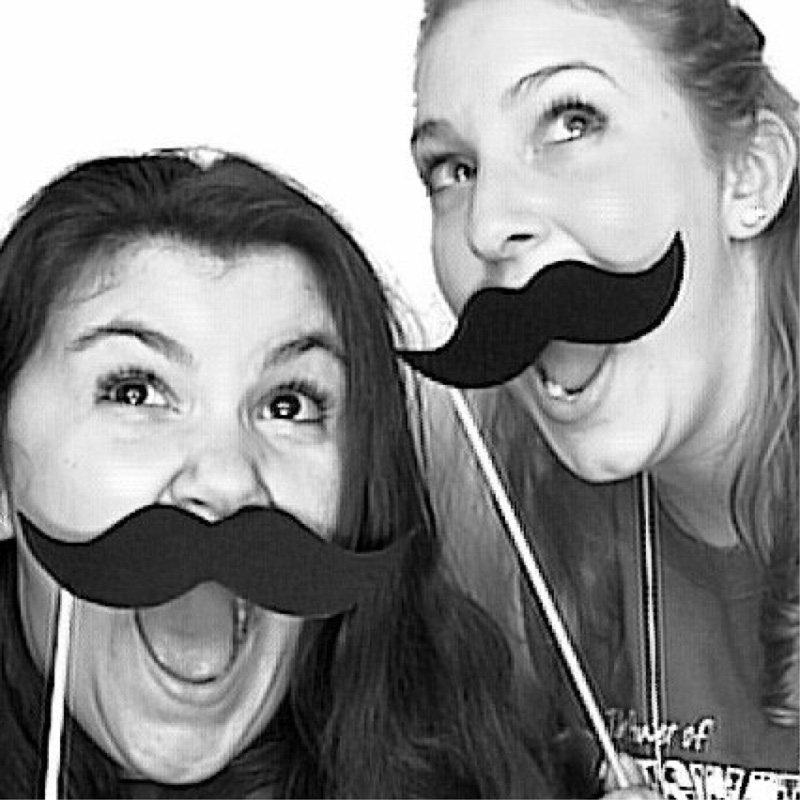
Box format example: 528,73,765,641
525,346,615,425
134,595,255,692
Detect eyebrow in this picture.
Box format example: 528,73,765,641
503,60,617,106
67,320,194,367
410,60,616,150
68,323,346,371
264,333,346,370
410,118,450,151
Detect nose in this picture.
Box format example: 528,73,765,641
164,428,269,522
467,164,549,268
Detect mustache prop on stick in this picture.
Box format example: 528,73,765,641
21,505,409,617
29,506,411,798
400,234,684,388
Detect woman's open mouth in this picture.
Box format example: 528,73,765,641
534,341,611,404
135,582,254,685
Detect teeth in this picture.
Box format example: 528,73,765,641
234,598,251,645
543,376,580,403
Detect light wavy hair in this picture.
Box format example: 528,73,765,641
419,0,799,725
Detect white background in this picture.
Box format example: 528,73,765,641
1,2,797,335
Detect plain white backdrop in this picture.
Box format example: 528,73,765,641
1,1,797,334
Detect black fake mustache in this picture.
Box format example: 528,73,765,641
20,506,409,618
400,234,684,388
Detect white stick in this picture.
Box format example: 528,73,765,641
448,387,629,789
45,588,74,800
638,472,665,789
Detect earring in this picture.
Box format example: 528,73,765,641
0,493,13,539
741,205,768,228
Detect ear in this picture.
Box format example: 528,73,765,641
724,110,797,240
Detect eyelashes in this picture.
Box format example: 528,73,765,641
95,366,173,409
540,95,607,144
260,379,333,426
416,93,607,195
95,366,335,427
419,161,472,197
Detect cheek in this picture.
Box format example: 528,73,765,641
16,539,61,671
264,446,342,538
313,456,342,534
561,153,682,266
432,213,482,310
10,426,180,534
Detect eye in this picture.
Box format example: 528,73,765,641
542,98,607,145
420,157,476,196
260,381,330,425
96,368,172,409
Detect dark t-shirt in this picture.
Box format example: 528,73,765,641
427,385,799,797
602,481,798,797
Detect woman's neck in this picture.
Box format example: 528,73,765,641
651,371,754,549
653,458,740,548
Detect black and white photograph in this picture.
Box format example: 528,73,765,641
0,2,797,797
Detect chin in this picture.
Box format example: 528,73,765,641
75,651,276,786
134,752,231,786
547,432,654,485
107,714,255,785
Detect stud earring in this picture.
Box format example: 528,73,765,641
741,205,768,228
0,493,13,539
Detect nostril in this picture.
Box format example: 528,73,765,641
164,443,270,522
468,192,543,259
177,498,225,524
468,220,540,263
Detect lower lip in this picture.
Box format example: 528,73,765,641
528,348,614,425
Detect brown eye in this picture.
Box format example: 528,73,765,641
114,382,153,406
561,109,593,139
97,368,171,409
422,157,476,195
256,379,332,431
543,99,607,145
270,392,304,420
261,386,328,425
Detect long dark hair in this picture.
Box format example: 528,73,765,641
0,150,556,797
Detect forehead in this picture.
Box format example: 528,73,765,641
416,0,665,116
45,238,338,351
